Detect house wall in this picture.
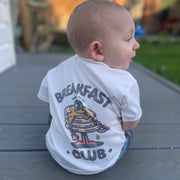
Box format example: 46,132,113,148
0,0,16,73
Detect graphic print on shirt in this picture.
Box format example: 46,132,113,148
64,99,110,149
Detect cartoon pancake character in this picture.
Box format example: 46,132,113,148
64,99,110,148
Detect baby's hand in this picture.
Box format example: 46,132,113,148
121,118,140,131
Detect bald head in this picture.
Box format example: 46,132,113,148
67,0,127,55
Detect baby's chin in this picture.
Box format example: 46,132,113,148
109,64,130,70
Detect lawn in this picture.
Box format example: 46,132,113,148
57,41,180,86
134,42,180,86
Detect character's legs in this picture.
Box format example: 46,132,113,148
71,133,104,148
76,133,96,145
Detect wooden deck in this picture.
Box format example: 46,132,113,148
1,53,180,180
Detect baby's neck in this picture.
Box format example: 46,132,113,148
77,52,91,60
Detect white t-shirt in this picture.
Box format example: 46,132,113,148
38,55,142,175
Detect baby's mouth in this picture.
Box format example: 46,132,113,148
131,54,136,61
130,56,135,62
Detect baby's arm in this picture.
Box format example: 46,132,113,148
46,103,52,125
121,118,140,131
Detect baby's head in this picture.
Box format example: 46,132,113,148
67,0,140,70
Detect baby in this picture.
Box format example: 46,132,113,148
38,0,142,175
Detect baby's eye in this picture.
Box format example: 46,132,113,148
127,37,132,42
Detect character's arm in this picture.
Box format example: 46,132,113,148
64,106,74,130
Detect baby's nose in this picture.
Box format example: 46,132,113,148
134,40,140,50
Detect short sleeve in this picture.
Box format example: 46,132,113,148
121,81,142,122
37,74,49,103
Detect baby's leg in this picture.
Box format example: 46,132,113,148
117,131,133,160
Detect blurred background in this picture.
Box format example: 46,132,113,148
1,0,180,85
8,0,179,52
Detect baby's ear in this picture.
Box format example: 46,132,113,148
89,41,104,61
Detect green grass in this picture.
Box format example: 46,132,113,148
56,46,74,53
134,42,180,86
56,42,180,86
